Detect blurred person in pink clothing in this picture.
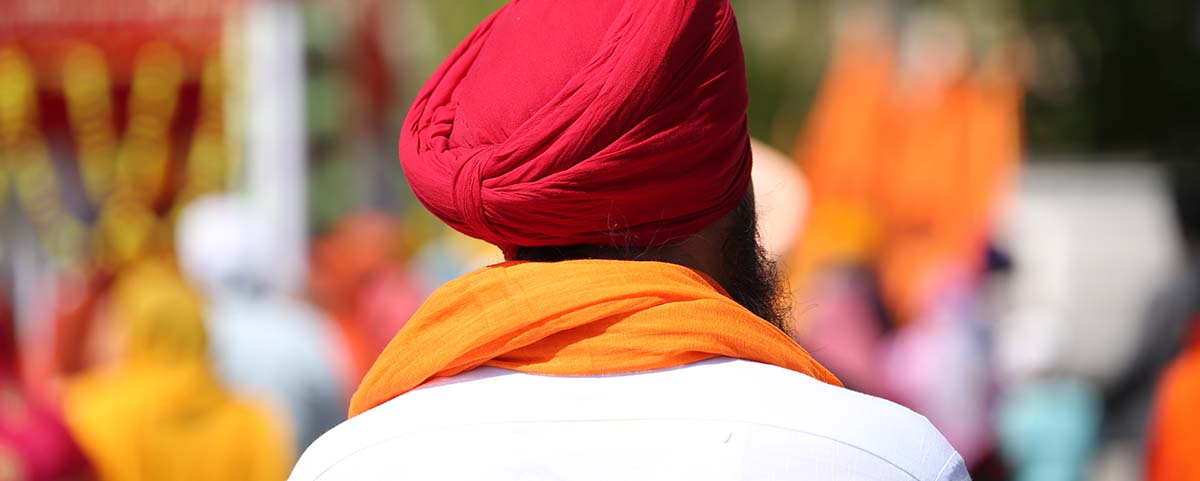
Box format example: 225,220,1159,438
0,288,91,481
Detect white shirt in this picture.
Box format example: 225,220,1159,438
291,358,968,480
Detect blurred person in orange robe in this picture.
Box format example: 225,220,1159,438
790,5,1023,470
786,3,898,402
873,11,1022,327
788,2,893,302
310,213,425,384
61,259,289,481
1148,320,1200,481
791,5,1022,327
1144,163,1200,481
875,20,1022,467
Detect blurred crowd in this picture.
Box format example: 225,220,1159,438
1,1,1198,481
786,6,1197,481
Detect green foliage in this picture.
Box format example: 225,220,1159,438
1020,0,1200,156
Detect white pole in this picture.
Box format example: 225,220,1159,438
242,0,307,295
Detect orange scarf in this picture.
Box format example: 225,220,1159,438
351,259,840,416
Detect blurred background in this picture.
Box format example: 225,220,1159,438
0,0,1197,480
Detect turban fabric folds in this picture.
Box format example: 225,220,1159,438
400,0,753,258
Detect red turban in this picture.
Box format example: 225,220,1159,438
400,0,753,258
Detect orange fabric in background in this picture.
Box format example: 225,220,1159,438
797,27,893,210
350,260,840,416
877,67,1022,323
791,24,1023,326
957,64,1022,247
788,23,893,296
1147,323,1200,481
875,80,972,323
311,213,414,383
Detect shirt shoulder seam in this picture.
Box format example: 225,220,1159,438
932,451,961,481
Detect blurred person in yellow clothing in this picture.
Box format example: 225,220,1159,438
61,259,290,481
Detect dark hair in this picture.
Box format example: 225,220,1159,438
512,243,652,263
513,194,757,263
512,194,790,331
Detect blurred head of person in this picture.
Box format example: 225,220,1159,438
111,259,209,368
311,212,408,305
899,7,970,93
176,195,272,296
749,139,810,263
